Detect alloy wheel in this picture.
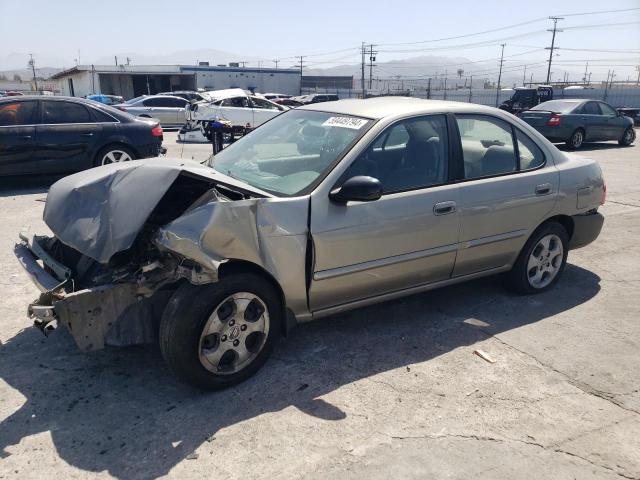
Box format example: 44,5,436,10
101,150,133,165
572,131,583,148
527,234,564,289
198,292,270,375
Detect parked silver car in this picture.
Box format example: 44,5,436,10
114,95,189,127
16,98,605,389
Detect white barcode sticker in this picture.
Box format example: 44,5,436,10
322,117,368,129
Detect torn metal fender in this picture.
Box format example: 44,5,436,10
43,158,271,264
154,196,312,321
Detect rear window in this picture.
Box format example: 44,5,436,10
530,100,581,114
0,101,37,126
42,101,93,124
91,108,118,122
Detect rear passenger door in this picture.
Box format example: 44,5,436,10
452,114,558,277
35,100,101,173
580,101,606,141
250,96,284,127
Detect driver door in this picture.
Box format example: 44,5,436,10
217,96,254,127
309,114,460,312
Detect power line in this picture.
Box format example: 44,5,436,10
557,7,640,17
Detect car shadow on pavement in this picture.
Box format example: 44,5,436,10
0,176,64,198
0,264,600,479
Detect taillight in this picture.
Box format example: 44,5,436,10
546,114,561,126
601,181,607,205
151,125,163,137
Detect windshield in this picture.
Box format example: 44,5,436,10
211,110,372,196
531,100,581,113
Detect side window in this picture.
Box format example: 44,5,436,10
143,98,163,107
221,97,249,108
456,115,517,179
515,129,545,170
599,102,617,116
91,108,118,123
0,101,37,126
583,102,601,115
42,101,92,124
343,115,448,194
167,98,188,108
251,97,279,110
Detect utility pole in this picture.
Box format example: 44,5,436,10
635,65,640,86
367,44,378,91
523,65,527,87
469,75,473,102
297,56,306,96
495,43,506,107
583,62,589,85
361,42,366,98
28,54,38,92
426,77,432,99
273,59,279,70
545,16,563,84
114,56,118,66
443,74,447,100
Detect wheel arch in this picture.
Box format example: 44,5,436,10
543,214,574,240
217,259,294,336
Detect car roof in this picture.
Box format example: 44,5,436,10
0,95,98,105
297,96,503,120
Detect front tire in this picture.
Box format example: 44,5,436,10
618,126,636,146
507,221,569,294
566,129,584,149
159,274,282,390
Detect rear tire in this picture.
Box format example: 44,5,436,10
94,144,136,167
507,221,569,294
618,126,636,146
159,274,282,390
566,129,584,149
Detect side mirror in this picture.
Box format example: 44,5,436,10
329,176,383,204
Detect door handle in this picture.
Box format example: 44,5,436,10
433,201,457,216
21,135,32,140
80,133,94,137
535,183,552,195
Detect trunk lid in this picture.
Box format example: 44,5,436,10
520,110,556,127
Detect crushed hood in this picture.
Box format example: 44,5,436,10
43,158,265,264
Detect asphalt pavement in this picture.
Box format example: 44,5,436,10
0,132,638,479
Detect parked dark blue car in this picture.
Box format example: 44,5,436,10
0,96,164,176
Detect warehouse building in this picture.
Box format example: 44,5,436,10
50,64,301,99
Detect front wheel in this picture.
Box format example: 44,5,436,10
159,275,282,390
619,126,636,146
566,129,584,149
507,222,569,294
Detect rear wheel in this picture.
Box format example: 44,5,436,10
159,274,282,390
94,145,136,167
566,129,584,149
619,126,636,146
508,221,569,294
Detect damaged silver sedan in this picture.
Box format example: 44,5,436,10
16,98,605,389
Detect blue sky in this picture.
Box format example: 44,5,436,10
1,0,639,81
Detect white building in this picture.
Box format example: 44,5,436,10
50,64,300,99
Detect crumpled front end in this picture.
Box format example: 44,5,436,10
15,160,311,351
15,233,211,350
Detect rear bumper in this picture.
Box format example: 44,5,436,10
138,141,164,159
570,211,604,250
